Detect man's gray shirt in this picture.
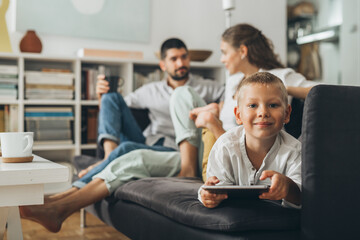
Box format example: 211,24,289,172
125,74,224,150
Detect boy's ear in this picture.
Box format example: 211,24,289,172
284,104,292,124
159,60,166,71
234,107,243,125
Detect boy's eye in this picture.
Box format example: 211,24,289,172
269,103,279,108
248,104,257,108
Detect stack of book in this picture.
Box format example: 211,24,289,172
0,105,18,132
24,70,74,100
25,107,74,145
0,65,18,100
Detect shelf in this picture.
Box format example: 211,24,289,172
296,25,340,45
0,100,18,105
33,144,76,151
0,53,224,159
81,100,99,106
24,100,76,105
81,144,97,149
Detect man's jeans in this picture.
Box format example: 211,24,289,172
73,93,174,188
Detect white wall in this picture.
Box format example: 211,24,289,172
340,0,360,86
5,0,286,65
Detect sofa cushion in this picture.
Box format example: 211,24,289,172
114,177,300,232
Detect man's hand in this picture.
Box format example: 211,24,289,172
200,176,228,208
96,74,110,100
258,170,290,200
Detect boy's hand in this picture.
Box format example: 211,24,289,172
258,170,290,200
200,176,228,208
96,74,110,100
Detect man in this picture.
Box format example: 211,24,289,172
74,38,224,188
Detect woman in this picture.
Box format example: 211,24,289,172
188,23,316,180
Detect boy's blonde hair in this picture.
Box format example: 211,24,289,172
235,72,288,106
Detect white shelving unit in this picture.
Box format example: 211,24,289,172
0,52,225,161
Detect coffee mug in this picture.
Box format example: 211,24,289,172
0,132,34,158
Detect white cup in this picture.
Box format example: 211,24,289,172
0,132,34,158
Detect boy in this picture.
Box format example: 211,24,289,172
199,72,301,209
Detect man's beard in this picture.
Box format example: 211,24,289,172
169,67,189,81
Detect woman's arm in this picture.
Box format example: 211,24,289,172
286,86,313,99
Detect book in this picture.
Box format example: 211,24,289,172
34,139,73,145
0,77,18,84
0,88,17,100
87,108,98,143
25,107,73,112
25,93,74,100
41,68,71,73
82,68,98,100
34,129,72,141
77,48,143,60
25,116,74,120
0,65,18,75
25,112,74,117
0,88,17,94
0,73,17,79
0,109,4,132
0,83,17,89
26,84,75,90
25,71,74,86
4,105,18,132
26,119,72,131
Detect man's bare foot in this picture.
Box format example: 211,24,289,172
44,187,78,203
189,103,219,121
20,204,65,233
78,160,103,178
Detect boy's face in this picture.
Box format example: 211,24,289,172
234,83,291,142
160,47,190,81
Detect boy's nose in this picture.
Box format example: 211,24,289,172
257,107,269,118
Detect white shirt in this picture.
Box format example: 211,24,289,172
219,68,318,131
199,126,302,208
125,74,225,150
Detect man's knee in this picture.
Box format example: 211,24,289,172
117,141,141,154
101,92,123,107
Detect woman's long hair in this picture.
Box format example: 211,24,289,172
222,23,284,70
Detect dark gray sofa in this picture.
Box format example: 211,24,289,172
78,85,360,239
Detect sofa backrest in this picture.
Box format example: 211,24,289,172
301,85,360,239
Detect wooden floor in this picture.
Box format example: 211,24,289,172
4,211,131,240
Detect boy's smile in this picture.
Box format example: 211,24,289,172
234,83,291,142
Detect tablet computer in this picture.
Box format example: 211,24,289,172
202,185,270,199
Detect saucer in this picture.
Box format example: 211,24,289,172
1,156,34,163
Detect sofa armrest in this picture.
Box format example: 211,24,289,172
301,85,360,239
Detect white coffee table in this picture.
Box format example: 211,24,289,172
0,155,69,240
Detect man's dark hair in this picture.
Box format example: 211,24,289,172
160,38,188,59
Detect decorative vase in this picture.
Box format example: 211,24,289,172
19,30,42,53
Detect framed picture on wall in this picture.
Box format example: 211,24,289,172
16,0,150,43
